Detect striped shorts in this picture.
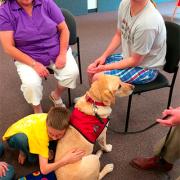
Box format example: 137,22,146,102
104,54,158,84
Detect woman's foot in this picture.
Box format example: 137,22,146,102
49,91,66,108
18,151,26,165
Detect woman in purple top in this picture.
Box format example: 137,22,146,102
0,0,79,113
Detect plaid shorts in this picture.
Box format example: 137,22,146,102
104,54,158,84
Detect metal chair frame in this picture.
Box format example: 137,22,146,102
124,21,180,132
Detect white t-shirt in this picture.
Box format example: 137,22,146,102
117,0,166,68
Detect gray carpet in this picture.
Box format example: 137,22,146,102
0,2,180,180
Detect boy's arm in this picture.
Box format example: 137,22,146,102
101,29,122,60
104,53,145,70
89,29,122,69
39,156,66,175
39,148,85,175
93,52,145,73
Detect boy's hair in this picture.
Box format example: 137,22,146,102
46,107,70,130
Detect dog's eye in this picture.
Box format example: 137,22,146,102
118,84,121,89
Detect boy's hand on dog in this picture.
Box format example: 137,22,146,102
61,149,85,165
87,56,106,73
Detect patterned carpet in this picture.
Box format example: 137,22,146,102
18,171,56,180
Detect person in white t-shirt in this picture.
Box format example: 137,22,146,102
87,0,166,85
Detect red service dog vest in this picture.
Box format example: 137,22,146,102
70,108,109,144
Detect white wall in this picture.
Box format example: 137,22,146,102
87,0,97,9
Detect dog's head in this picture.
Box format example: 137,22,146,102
87,74,134,106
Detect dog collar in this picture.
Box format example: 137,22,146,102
85,95,106,106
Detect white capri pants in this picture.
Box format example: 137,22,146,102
15,48,79,106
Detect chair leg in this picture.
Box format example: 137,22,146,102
167,69,178,108
167,86,173,109
68,88,72,107
125,94,133,132
77,37,83,84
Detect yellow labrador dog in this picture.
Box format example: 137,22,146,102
55,75,134,180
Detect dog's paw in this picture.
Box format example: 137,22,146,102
102,144,112,152
104,163,114,173
96,150,103,157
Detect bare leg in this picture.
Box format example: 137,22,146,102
88,72,104,85
87,72,94,85
92,72,104,83
33,104,43,114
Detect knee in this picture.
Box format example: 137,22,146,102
0,164,15,180
92,73,102,82
5,164,15,180
8,133,28,149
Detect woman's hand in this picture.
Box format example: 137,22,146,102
55,54,66,69
60,148,85,165
33,62,49,78
156,107,180,127
0,162,8,178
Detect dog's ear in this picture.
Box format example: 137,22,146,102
102,89,115,106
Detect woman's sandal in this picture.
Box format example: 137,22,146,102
49,92,66,108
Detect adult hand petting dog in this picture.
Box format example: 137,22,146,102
0,162,8,178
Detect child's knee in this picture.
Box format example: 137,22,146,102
5,164,15,180
8,133,28,149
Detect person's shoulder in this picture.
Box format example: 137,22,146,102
31,113,48,119
22,113,47,121
146,2,164,21
40,0,54,6
120,0,129,7
0,1,9,12
138,5,164,30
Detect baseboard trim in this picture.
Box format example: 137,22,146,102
88,8,97,13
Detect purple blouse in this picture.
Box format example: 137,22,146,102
0,0,65,66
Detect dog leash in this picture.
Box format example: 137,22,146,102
91,98,173,158
107,115,172,134
107,114,172,180
92,104,104,124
